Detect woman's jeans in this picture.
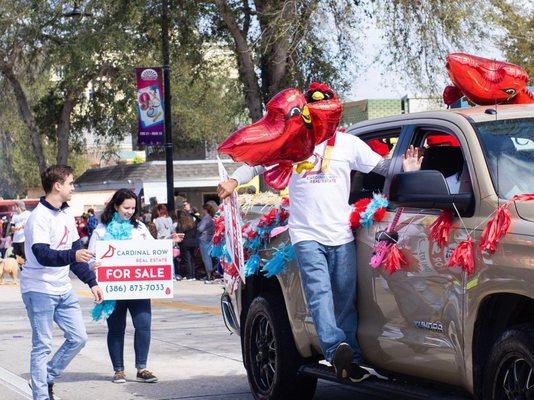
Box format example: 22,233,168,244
293,240,361,363
22,290,87,400
199,242,214,274
106,299,151,371
180,245,196,279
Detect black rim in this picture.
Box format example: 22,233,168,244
495,356,534,400
250,313,277,394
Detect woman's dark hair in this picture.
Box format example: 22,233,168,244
101,189,140,227
156,204,168,217
202,203,216,217
176,210,196,231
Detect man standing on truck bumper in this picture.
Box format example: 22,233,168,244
218,130,422,382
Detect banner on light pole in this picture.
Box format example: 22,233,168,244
135,67,165,146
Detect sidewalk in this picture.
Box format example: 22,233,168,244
0,278,250,400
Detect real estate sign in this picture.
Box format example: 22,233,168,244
95,239,174,300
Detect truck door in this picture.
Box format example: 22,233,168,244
356,122,475,386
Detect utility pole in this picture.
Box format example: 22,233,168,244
162,0,175,211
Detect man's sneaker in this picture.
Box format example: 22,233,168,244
48,383,61,400
28,381,62,400
136,369,158,383
347,364,372,383
112,371,126,383
331,342,354,379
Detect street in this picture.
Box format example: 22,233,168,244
0,278,386,400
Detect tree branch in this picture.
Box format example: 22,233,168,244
213,0,263,121
0,61,47,173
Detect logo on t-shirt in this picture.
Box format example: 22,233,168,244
58,226,69,247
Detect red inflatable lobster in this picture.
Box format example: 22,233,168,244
218,83,343,189
443,53,534,106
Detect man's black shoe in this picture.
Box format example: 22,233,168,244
28,380,62,400
48,383,61,400
331,342,353,379
348,364,372,383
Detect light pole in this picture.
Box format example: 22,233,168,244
161,0,175,212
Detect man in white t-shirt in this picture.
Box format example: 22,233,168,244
21,165,103,400
11,200,31,259
218,132,421,383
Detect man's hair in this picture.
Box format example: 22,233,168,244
41,165,74,194
14,201,26,211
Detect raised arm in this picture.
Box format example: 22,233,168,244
217,164,265,200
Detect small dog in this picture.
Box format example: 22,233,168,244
0,256,24,285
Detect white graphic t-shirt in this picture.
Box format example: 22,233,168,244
288,133,381,246
21,202,80,295
231,132,382,246
12,210,31,243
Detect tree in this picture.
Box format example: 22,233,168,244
491,1,534,78
203,0,496,121
0,0,246,181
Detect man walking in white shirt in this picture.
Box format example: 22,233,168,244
21,165,103,400
11,200,31,259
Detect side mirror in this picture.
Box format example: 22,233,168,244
389,170,474,215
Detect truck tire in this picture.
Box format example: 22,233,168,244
482,323,534,400
243,294,317,400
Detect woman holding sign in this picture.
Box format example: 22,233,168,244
88,189,183,384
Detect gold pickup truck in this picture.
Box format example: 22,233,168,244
221,104,534,400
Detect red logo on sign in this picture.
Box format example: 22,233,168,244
100,244,116,259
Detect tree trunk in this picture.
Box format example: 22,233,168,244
0,64,47,174
56,94,77,165
215,0,263,121
256,0,294,102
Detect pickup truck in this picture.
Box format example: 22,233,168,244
221,104,534,400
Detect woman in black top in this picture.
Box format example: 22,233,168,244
175,200,199,280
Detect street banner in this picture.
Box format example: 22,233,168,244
135,67,165,146
217,158,245,283
95,239,174,300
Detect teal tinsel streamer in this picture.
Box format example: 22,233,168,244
262,243,295,278
91,300,117,321
360,193,389,229
244,254,261,277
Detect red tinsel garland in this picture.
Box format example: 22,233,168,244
430,210,454,247
258,208,278,227
448,237,475,274
350,198,371,229
383,245,408,274
478,194,534,254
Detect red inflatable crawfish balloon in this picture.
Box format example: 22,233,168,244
443,53,534,106
218,82,342,189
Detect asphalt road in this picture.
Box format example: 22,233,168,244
0,277,387,400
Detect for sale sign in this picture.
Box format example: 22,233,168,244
95,239,174,300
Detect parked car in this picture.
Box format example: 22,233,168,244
221,103,534,399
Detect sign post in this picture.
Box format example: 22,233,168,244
95,239,174,300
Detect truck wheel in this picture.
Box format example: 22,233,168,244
483,324,534,400
244,294,317,400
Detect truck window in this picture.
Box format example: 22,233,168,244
349,131,400,202
415,130,472,194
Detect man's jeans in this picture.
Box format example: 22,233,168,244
22,290,88,400
293,240,361,363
